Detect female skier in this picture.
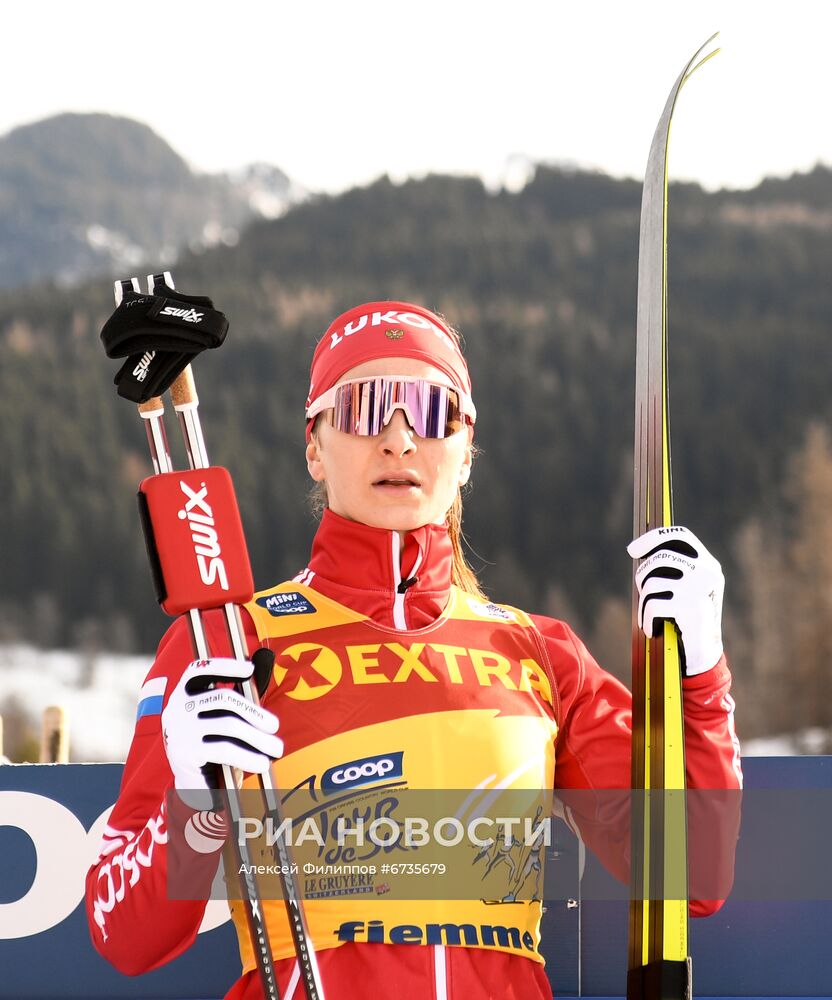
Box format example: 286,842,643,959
86,301,741,1000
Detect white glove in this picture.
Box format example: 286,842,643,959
627,526,725,676
162,657,283,793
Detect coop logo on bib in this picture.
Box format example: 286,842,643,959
322,751,405,795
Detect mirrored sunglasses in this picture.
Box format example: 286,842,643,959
306,375,476,439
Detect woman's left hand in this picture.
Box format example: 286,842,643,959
627,526,724,676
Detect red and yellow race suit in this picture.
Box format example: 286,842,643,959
86,509,742,1000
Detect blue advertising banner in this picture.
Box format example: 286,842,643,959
0,763,238,999
2,758,831,998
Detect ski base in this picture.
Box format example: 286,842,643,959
627,958,692,1000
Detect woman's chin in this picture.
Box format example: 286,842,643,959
363,505,434,534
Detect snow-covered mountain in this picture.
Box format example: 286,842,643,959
0,112,306,290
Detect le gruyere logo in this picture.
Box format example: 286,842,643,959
467,598,517,622
271,641,552,704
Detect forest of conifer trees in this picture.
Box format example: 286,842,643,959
2,163,832,750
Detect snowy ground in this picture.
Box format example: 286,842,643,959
740,728,832,756
0,644,150,762
0,642,822,762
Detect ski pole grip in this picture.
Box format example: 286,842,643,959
138,396,164,417
171,365,198,409
137,466,255,615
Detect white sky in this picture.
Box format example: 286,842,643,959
2,1,829,194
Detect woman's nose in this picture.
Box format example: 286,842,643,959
377,409,416,454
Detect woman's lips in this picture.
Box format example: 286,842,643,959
372,475,422,493
373,472,421,488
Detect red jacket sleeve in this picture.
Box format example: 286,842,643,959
84,610,259,975
531,615,742,915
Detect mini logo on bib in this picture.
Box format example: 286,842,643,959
256,592,316,616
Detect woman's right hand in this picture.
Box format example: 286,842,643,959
161,657,283,793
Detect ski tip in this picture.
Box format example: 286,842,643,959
691,30,719,59
682,33,721,87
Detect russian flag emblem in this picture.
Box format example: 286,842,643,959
136,677,167,720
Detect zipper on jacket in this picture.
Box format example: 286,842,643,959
391,532,407,630
390,532,425,631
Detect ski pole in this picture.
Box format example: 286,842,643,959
109,273,325,1000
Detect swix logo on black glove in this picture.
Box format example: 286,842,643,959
160,306,205,323
100,281,228,403
131,350,156,382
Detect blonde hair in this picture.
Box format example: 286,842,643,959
432,315,486,598
446,486,487,599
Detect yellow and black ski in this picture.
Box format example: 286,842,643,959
628,34,720,1000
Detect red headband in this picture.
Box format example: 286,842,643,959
306,301,472,436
